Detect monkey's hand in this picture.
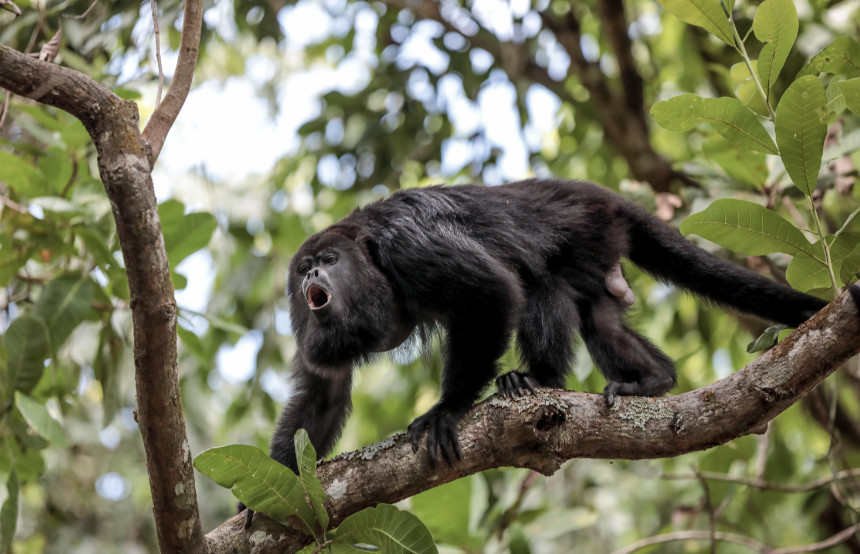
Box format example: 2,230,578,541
407,404,463,467
496,371,538,398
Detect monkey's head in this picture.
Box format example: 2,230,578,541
287,229,396,368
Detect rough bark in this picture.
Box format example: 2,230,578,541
204,286,860,553
0,40,205,554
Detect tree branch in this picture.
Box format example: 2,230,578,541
0,44,205,553
611,523,860,554
205,286,860,552
140,0,203,164
541,8,697,191
663,468,860,494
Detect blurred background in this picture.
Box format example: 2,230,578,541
1,0,859,551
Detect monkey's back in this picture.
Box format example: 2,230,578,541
337,179,632,294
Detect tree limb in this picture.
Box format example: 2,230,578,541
541,8,697,191
0,43,205,553
140,0,203,164
204,285,860,552
663,468,860,493
611,523,860,554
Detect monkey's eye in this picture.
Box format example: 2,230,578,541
323,254,338,265
297,264,310,276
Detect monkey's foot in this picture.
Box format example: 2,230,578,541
407,405,463,467
603,382,622,407
237,501,255,529
496,371,538,398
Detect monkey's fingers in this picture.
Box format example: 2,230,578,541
603,381,620,407
444,423,462,462
408,407,463,467
244,508,255,529
496,371,539,398
407,423,422,453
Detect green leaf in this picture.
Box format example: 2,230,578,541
701,134,768,188
332,504,437,554
0,471,18,552
840,243,860,285
158,200,217,268
747,325,788,353
753,0,798,99
14,392,68,447
3,315,50,395
33,274,96,353
411,478,474,547
825,81,848,119
93,324,122,427
655,0,733,46
680,198,816,258
522,508,598,539
832,208,860,241
731,61,770,115
775,76,827,195
74,225,116,267
797,36,860,78
36,147,74,196
786,254,830,292
785,232,857,291
0,151,45,198
651,95,778,154
193,444,317,534
835,78,860,115
295,429,329,532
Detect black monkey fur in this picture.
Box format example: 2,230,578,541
243,179,826,524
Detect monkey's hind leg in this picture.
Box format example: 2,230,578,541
497,280,579,397
580,294,676,406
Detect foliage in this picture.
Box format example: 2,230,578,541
195,430,436,553
1,0,859,552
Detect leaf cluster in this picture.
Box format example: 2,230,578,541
195,430,437,553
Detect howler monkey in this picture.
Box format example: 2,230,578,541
247,179,825,522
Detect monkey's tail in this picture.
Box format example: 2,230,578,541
624,204,827,327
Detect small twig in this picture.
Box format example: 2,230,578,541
140,0,202,163
663,468,860,493
1,194,29,213
693,468,717,554
612,530,770,554
611,523,860,554
24,1,47,54
779,523,860,554
59,151,79,197
60,0,100,20
150,0,164,108
495,471,541,540
0,0,22,16
0,90,9,130
754,422,771,481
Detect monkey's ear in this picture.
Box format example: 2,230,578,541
355,228,381,264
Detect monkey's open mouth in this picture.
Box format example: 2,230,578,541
307,285,331,310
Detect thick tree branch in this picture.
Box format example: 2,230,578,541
0,44,205,553
140,0,203,164
541,9,698,191
379,0,695,192
598,0,644,119
205,286,860,553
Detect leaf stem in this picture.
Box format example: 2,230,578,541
806,195,840,295
730,16,777,120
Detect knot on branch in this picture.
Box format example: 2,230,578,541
534,404,566,432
